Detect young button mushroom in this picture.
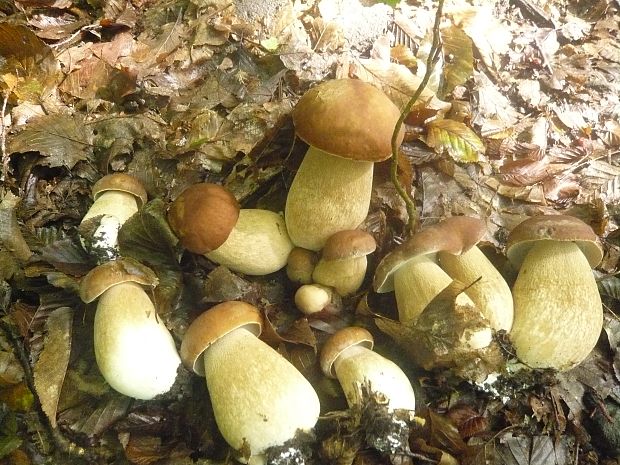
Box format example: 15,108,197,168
79,173,148,261
286,247,318,285
506,215,604,371
286,79,404,251
167,183,294,276
320,327,416,412
312,230,376,296
180,301,320,464
79,259,180,400
374,216,512,332
294,283,341,316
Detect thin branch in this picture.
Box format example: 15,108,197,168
1,91,9,182
390,0,445,235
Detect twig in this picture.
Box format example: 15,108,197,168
390,0,445,235
1,91,9,182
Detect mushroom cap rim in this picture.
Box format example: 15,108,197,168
320,326,374,378
92,173,148,207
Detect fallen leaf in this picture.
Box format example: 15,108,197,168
440,25,474,98
33,306,73,428
0,193,32,261
423,119,485,163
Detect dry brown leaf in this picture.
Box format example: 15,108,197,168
33,306,73,428
424,119,485,163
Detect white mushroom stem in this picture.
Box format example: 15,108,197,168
285,147,373,251
437,246,514,332
202,328,320,463
333,345,416,411
509,241,603,370
205,209,294,275
393,254,474,323
312,256,367,296
80,191,140,257
94,282,180,399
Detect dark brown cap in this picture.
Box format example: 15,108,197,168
321,230,377,261
79,258,158,303
180,301,262,375
506,214,602,268
374,216,487,293
92,173,148,207
167,183,240,254
320,326,374,378
292,79,404,162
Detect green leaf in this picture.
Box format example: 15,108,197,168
440,25,474,97
423,119,485,162
7,114,93,169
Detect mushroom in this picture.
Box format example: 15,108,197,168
79,259,180,399
320,327,415,412
374,216,513,331
506,215,603,370
167,183,294,275
180,301,320,464
286,79,404,251
286,247,318,285
79,173,147,261
312,230,376,296
294,283,341,316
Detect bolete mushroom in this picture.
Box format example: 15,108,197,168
321,327,415,412
374,216,513,331
294,283,341,316
180,301,320,464
79,259,180,399
312,230,376,296
286,247,318,285
79,173,148,261
167,183,294,275
506,215,603,371
286,79,404,251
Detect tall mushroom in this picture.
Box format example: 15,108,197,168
286,79,404,251
79,259,181,399
506,215,603,370
374,217,512,332
312,230,376,296
180,301,320,464
79,173,148,261
168,183,294,276
320,327,416,412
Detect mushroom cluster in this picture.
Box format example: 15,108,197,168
79,259,181,399
506,215,603,371
167,183,294,276
180,301,320,464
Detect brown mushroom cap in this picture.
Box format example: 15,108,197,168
374,216,487,293
180,301,262,376
506,214,603,268
321,230,377,261
167,183,240,254
320,327,374,378
92,173,148,207
292,79,404,162
79,258,159,303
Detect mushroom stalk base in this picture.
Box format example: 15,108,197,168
203,328,320,462
510,240,602,371
334,345,416,411
285,147,373,251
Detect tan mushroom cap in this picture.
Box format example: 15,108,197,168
92,173,148,207
167,183,240,255
321,230,377,261
374,216,487,293
79,258,159,303
180,301,262,376
506,214,603,268
292,79,404,162
320,327,374,378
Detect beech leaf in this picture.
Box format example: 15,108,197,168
440,25,474,97
33,306,73,428
423,119,485,162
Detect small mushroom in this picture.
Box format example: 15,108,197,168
79,259,180,399
167,183,294,275
180,301,320,463
506,215,603,370
374,217,513,332
320,327,415,412
312,230,376,296
294,283,340,316
286,79,404,251
286,247,318,285
79,173,147,261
